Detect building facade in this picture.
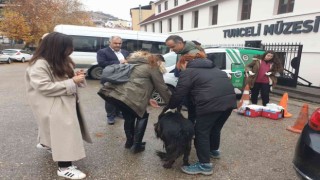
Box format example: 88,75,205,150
130,3,155,31
140,0,320,87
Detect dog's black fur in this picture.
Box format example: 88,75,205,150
154,109,194,168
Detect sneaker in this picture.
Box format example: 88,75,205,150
36,143,52,153
57,165,86,179
107,116,115,125
210,150,221,159
181,162,213,175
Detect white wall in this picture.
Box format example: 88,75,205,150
143,0,320,86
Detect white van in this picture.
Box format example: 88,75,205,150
54,24,170,79
152,47,266,104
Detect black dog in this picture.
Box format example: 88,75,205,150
154,109,194,168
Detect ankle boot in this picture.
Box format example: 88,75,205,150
131,113,149,154
124,132,134,149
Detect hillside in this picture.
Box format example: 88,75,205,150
88,11,123,21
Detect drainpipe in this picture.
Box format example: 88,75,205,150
139,4,142,23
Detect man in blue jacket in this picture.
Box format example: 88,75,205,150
97,36,130,125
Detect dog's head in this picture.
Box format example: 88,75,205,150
154,107,184,139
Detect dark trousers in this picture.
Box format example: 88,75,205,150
58,161,72,168
251,82,270,106
105,97,148,142
105,101,120,118
194,109,232,163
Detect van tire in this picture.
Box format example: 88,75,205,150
89,66,103,80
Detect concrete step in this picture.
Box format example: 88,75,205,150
272,85,320,104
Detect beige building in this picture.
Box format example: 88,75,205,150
130,2,155,31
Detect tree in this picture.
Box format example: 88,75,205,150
0,0,93,45
0,10,32,43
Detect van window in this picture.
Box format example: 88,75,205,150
207,52,226,69
101,38,110,49
137,40,170,54
72,36,99,52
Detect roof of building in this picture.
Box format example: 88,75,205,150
140,0,210,24
131,4,152,10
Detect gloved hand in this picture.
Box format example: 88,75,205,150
265,72,272,76
248,71,255,76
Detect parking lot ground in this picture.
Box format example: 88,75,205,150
0,63,318,179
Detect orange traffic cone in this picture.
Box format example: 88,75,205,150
279,92,292,118
286,104,309,133
236,84,250,113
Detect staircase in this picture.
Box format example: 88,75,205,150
272,85,320,104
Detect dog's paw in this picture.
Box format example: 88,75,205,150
163,163,172,169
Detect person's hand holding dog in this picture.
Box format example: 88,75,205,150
149,99,160,108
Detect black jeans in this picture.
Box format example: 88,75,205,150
58,161,72,168
105,97,148,137
105,101,120,118
194,109,232,163
251,82,270,106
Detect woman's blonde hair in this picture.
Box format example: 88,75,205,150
129,50,162,68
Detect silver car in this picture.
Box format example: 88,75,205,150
0,51,12,64
2,49,32,63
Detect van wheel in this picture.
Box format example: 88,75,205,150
89,66,103,80
152,85,174,106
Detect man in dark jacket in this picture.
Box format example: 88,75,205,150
165,35,201,77
166,53,237,175
165,35,201,123
97,36,130,125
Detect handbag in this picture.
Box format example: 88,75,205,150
100,64,137,84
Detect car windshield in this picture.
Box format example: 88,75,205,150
163,52,177,67
2,50,18,54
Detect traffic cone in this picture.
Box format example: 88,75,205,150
278,92,293,118
236,84,250,113
286,104,309,133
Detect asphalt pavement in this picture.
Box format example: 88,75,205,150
0,62,319,180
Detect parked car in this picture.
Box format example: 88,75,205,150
0,51,12,64
2,49,32,63
293,108,320,180
152,47,265,104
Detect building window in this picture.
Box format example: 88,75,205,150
193,10,199,28
164,1,168,10
278,0,295,14
158,4,161,13
174,0,178,6
159,21,162,33
168,18,172,32
152,23,155,32
241,0,251,20
179,15,184,30
186,0,190,1
211,5,218,25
